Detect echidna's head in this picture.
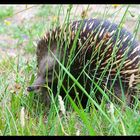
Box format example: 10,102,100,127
27,39,59,92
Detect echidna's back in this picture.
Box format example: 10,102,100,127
72,18,139,51
69,19,140,83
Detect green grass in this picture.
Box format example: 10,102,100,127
0,6,13,19
0,4,140,136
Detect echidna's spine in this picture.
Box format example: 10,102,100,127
40,18,140,85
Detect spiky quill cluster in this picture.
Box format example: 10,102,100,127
36,18,140,88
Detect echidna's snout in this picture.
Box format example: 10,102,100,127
27,76,46,92
27,86,40,92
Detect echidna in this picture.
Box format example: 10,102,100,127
27,18,140,107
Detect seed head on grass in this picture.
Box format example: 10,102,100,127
108,102,116,122
58,95,66,115
76,129,80,136
20,107,25,128
109,103,114,115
